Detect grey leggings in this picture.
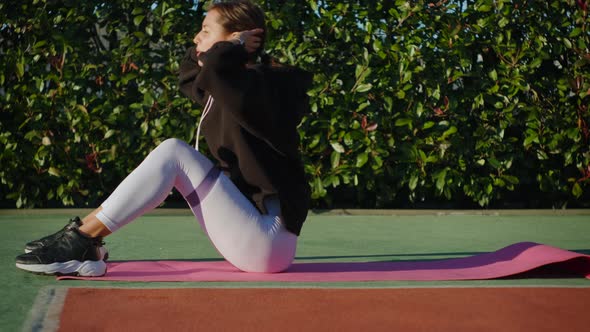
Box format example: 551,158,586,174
95,138,297,273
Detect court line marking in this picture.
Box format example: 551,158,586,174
21,286,68,332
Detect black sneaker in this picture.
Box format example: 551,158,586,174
15,226,107,276
24,217,83,253
25,216,109,260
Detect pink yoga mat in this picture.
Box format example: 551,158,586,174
58,242,590,282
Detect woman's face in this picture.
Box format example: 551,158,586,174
193,10,232,57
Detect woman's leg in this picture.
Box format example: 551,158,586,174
18,138,296,275
79,207,109,237
92,138,215,233
94,137,297,272
195,175,298,273
16,138,215,276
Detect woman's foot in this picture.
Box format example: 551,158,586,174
16,224,107,277
24,216,109,259
24,217,83,253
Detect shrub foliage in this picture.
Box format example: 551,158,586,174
1,0,589,209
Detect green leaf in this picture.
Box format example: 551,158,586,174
140,121,148,134
355,83,372,93
134,15,145,26
313,177,326,199
488,158,501,169
409,174,419,190
395,118,413,128
537,150,548,160
330,151,340,169
330,142,345,153
572,182,583,198
502,175,519,185
163,7,176,16
363,47,369,63
104,129,116,139
356,152,368,168
16,60,24,78
48,167,61,177
33,40,47,49
435,168,447,191
423,121,435,129
308,135,321,149
489,69,497,81
477,4,492,12
310,1,318,12
441,126,457,139
24,130,39,141
498,17,509,28
355,65,370,81
523,132,539,146
57,185,64,196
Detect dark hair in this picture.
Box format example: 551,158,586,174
207,0,270,64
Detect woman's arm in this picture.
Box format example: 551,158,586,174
195,41,275,140
178,47,207,106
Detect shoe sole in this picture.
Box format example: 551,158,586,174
24,247,110,261
16,259,107,277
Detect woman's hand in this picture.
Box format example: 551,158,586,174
231,28,264,53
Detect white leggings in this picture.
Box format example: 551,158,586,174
95,138,297,273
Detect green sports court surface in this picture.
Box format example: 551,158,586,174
1,209,589,330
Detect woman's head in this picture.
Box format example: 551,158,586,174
193,0,266,60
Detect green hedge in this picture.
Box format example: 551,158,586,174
1,0,589,209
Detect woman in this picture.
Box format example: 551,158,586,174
16,0,311,276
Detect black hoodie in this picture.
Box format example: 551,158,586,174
178,41,312,236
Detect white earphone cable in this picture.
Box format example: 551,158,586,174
195,95,214,151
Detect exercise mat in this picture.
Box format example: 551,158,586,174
58,242,590,282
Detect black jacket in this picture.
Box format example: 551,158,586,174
178,41,312,236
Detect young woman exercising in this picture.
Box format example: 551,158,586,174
16,0,311,276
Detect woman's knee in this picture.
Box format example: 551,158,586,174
157,138,186,152
149,138,187,159
141,138,184,169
